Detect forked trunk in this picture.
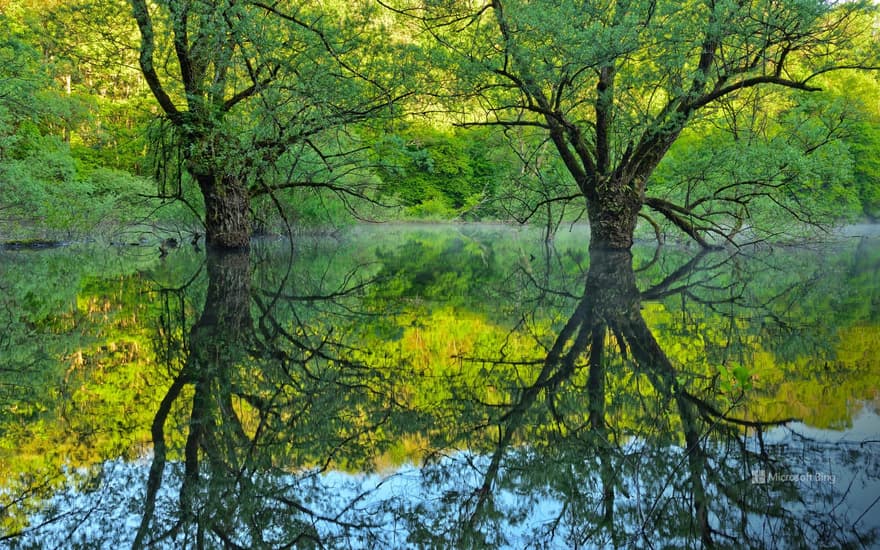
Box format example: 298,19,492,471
196,173,252,250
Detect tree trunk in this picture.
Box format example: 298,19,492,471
195,173,252,250
586,183,643,250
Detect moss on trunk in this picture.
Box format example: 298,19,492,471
586,184,642,250
196,173,252,250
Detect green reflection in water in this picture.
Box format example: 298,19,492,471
1,225,878,547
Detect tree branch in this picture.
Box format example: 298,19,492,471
644,196,719,249
691,75,821,111
129,0,181,122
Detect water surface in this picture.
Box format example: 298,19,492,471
1,224,878,548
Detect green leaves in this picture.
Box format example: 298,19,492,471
718,362,754,394
648,82,870,242
3,0,878,245
370,124,493,215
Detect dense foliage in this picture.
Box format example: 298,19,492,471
0,1,877,245
2,2,877,543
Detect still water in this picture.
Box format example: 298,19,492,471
1,224,878,548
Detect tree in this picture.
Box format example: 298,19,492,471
129,0,400,249
649,86,865,244
383,0,879,249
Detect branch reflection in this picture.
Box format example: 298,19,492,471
5,232,876,548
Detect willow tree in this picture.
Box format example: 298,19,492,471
129,0,399,249
383,0,878,248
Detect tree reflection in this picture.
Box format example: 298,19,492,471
432,247,878,548
134,250,254,547
132,247,400,548
5,234,877,548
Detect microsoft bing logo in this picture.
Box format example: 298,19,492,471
750,468,835,485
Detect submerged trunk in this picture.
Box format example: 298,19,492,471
195,173,252,250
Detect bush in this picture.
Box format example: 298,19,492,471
371,125,493,217
0,136,194,240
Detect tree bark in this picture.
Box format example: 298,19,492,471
585,182,643,250
195,173,252,250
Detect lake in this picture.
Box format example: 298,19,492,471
1,224,878,548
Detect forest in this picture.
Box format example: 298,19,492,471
3,2,880,546
0,0,880,248
1,0,879,250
